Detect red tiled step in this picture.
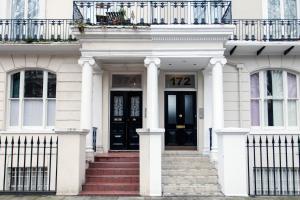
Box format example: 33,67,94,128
89,162,139,168
82,183,139,191
86,175,139,183
86,168,139,176
95,156,139,163
80,190,139,196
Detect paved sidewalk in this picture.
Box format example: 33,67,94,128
1,196,300,200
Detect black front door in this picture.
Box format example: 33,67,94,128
110,91,142,150
165,91,197,147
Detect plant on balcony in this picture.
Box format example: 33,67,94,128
75,20,86,33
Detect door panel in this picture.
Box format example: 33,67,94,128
165,91,197,147
110,91,142,150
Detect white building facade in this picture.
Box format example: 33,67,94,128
0,0,300,197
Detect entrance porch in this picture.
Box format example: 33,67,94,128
74,24,234,196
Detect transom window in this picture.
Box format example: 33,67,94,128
251,70,298,127
9,70,56,128
268,0,298,19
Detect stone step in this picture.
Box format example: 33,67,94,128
163,150,202,156
162,162,215,169
162,168,217,176
162,175,218,184
163,156,210,162
163,184,223,196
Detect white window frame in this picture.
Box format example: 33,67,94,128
7,70,56,130
251,70,300,131
263,0,300,19
9,0,45,18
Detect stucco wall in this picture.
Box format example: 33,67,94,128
224,56,300,129
231,0,263,19
0,55,81,130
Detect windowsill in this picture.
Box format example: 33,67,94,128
250,127,300,135
0,128,56,134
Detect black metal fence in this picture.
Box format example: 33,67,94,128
229,19,300,41
0,19,76,42
92,127,97,152
73,1,232,25
0,136,58,194
247,135,300,196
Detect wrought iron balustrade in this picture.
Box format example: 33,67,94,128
0,19,76,42
0,136,58,194
247,135,300,196
73,0,232,25
228,19,300,41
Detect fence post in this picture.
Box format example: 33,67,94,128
56,129,88,195
216,128,249,196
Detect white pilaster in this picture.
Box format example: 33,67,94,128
137,57,164,196
202,69,213,155
78,57,95,156
93,70,103,153
210,57,227,161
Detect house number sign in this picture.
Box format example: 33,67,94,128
165,74,195,88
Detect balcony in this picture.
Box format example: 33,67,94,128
73,1,232,25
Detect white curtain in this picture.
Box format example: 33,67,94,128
10,100,19,126
272,71,283,126
47,100,56,126
24,99,43,126
288,73,297,126
268,0,281,19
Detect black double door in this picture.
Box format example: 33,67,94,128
110,91,142,150
165,91,197,147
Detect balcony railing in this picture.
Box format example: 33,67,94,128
228,19,300,41
73,1,232,25
0,19,76,42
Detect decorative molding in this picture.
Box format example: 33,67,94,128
210,57,227,66
78,57,96,66
144,57,161,68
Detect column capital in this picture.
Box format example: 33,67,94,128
78,57,96,66
144,57,161,68
209,57,227,66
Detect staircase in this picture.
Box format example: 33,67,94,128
162,151,223,196
80,152,139,196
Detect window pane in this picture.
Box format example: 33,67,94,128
268,0,281,19
47,99,56,126
264,70,283,98
112,75,141,88
12,0,25,18
288,100,297,126
130,96,140,117
184,95,193,124
24,70,43,98
47,72,56,98
264,100,283,126
28,0,40,18
288,73,297,98
10,100,19,126
113,96,124,117
284,0,297,19
251,73,260,98
168,95,176,124
251,100,260,126
24,99,43,126
11,72,20,98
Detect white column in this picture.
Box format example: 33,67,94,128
145,57,160,128
210,57,227,161
93,70,103,153
137,57,164,196
202,69,213,154
78,57,95,155
216,128,249,196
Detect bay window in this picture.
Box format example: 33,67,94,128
250,70,299,128
9,70,56,128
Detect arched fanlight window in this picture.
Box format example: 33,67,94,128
9,70,56,128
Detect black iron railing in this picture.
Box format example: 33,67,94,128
0,19,76,42
73,1,232,25
92,127,97,152
247,135,300,196
0,136,58,194
228,19,300,41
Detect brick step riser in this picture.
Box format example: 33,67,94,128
89,162,139,168
86,176,139,183
94,157,139,162
82,184,139,191
86,170,139,176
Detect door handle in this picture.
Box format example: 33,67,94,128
176,125,185,129
179,114,183,118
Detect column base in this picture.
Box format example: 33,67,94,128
86,147,95,162
137,128,165,196
210,148,218,162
